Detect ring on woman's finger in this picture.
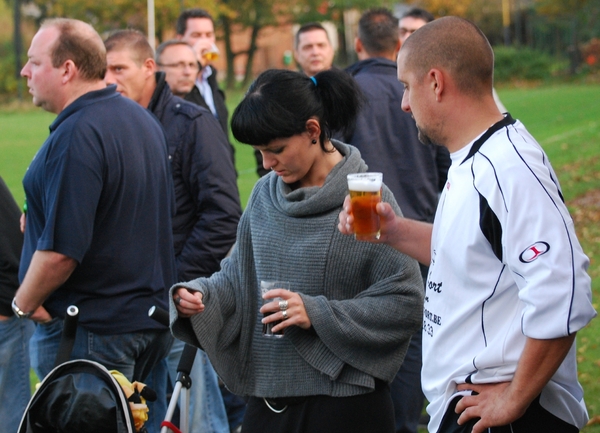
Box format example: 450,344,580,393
279,300,288,311
174,296,182,306
282,310,288,320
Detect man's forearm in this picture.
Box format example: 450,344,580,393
509,334,576,410
385,216,433,266
15,250,77,313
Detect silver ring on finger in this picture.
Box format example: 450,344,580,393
174,296,182,306
282,310,288,320
279,300,288,311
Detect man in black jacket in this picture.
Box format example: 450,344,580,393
105,30,241,433
344,9,451,433
0,176,34,432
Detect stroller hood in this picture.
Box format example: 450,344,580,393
19,359,135,433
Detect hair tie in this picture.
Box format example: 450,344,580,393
310,76,317,86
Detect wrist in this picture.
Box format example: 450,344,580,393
11,297,34,319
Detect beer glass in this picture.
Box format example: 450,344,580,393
203,43,220,62
261,280,289,338
347,173,383,241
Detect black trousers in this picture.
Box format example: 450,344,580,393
438,394,579,433
241,379,395,433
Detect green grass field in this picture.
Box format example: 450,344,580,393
2,83,599,431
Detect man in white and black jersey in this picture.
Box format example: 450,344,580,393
339,16,596,433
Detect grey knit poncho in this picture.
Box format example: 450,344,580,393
170,140,424,398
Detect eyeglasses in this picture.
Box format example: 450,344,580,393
157,61,200,71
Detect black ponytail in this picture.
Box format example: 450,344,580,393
231,68,364,149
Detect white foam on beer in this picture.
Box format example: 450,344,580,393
348,178,382,192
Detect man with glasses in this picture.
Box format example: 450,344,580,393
104,29,241,433
398,7,434,44
156,40,199,98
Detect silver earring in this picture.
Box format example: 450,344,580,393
311,139,317,144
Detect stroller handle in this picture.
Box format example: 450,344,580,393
54,305,79,367
148,305,170,327
149,306,197,376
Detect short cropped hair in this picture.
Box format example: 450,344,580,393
295,22,330,49
401,16,494,96
42,18,106,81
232,68,364,148
358,8,399,56
104,29,154,66
155,39,193,63
401,7,435,23
176,9,214,36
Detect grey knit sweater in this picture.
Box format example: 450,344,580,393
170,140,424,398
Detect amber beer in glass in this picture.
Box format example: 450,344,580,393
347,173,383,241
203,43,220,62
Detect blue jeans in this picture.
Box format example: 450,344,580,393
390,329,425,433
0,316,35,433
29,317,172,382
166,338,230,433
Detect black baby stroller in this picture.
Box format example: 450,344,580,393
18,306,155,433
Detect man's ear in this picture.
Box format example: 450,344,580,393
143,58,157,75
428,68,445,102
61,60,77,84
354,37,363,54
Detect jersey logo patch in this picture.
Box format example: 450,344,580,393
519,242,550,263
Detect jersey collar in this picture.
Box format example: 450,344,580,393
460,113,516,165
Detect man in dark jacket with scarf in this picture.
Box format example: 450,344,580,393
343,8,451,433
104,30,241,433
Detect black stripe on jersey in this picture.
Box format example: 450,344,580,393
460,113,517,165
478,193,503,261
469,154,505,261
479,265,507,351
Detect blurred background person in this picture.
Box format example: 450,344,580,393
105,29,241,433
252,21,338,179
156,40,199,98
398,7,434,44
176,8,235,168
293,22,335,77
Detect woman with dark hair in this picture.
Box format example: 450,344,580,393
169,68,423,433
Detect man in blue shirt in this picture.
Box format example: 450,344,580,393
16,18,176,384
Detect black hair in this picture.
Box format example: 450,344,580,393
176,9,214,36
401,7,435,23
231,68,364,149
358,8,399,56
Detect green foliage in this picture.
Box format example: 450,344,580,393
0,40,20,99
493,46,558,83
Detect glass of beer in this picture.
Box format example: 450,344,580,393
202,43,220,62
347,173,383,241
261,280,289,338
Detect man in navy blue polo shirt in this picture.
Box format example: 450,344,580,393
16,18,176,384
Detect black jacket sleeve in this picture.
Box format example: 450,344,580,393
0,177,23,316
175,112,242,282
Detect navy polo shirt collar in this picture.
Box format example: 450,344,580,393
50,85,120,133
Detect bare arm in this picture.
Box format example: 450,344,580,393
455,334,576,433
338,195,432,265
15,250,77,322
